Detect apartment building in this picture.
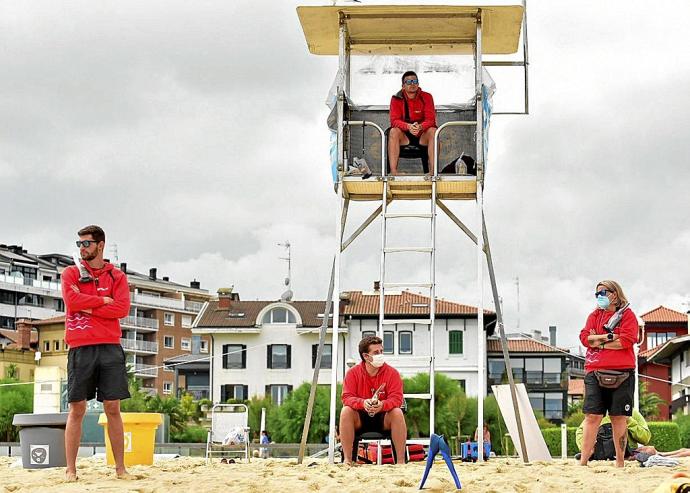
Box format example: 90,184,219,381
0,244,71,328
122,265,212,396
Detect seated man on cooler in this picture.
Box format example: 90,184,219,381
388,70,437,175
340,335,407,465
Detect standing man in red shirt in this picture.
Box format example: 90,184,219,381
578,280,638,467
340,335,407,465
62,225,133,481
388,71,437,175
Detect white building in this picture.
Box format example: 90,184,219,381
0,244,72,329
193,288,494,404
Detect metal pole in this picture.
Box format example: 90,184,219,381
475,9,485,462
298,259,336,464
260,408,266,436
561,423,567,459
483,215,529,462
327,18,348,464
522,0,530,115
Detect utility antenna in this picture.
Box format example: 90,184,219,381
278,241,293,302
110,243,119,266
515,276,520,330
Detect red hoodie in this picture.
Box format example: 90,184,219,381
61,261,130,348
342,361,404,412
389,88,437,133
579,307,638,372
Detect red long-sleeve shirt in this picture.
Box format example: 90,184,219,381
62,261,130,348
389,89,436,133
579,307,638,372
342,361,404,412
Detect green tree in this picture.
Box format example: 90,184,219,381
246,394,274,440
269,383,342,443
639,381,665,420
120,373,149,412
0,378,33,441
403,373,465,438
146,395,185,433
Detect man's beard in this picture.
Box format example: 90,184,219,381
81,250,98,261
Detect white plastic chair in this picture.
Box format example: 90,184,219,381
206,403,251,463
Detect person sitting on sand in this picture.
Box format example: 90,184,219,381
340,335,407,465
575,407,651,460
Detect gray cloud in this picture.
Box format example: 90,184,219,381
2,1,689,353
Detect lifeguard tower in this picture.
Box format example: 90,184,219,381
297,2,534,464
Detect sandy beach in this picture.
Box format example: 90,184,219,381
0,456,687,493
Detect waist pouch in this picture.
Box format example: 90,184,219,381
594,370,630,389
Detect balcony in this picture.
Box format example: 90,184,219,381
121,315,159,332
0,273,62,294
132,363,158,378
120,338,158,354
131,293,203,313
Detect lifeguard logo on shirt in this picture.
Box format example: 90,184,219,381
66,313,92,331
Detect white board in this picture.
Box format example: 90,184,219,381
492,383,552,462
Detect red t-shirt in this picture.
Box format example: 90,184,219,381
342,361,404,412
579,307,638,372
62,262,130,348
389,89,437,133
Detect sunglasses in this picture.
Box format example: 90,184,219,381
403,79,419,85
76,240,98,248
595,289,612,297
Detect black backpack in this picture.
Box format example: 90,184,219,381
591,423,631,460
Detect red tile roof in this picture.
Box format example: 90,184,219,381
568,379,585,396
196,300,329,328
641,306,688,324
343,290,492,317
639,345,665,360
0,328,38,344
31,316,66,326
486,338,564,354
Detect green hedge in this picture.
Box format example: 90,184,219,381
648,422,681,452
504,427,578,457
674,414,690,448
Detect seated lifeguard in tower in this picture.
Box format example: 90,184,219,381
388,71,437,175
339,335,407,465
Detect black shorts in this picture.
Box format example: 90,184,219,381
357,410,386,434
404,131,422,147
67,344,130,403
583,370,635,416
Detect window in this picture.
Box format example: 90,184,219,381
221,384,248,402
399,331,413,354
267,384,292,405
163,382,172,395
511,358,524,382
262,307,296,324
488,359,506,384
200,339,209,353
362,330,376,338
164,336,174,349
544,393,563,419
181,338,191,351
312,344,332,369
164,312,174,326
44,341,50,352
222,344,246,369
53,340,60,351
525,358,543,384
267,344,291,369
457,379,466,393
647,331,678,349
181,315,193,328
383,331,394,354
449,330,463,355
543,358,562,384
55,299,65,311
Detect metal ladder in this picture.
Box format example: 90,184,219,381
377,176,438,434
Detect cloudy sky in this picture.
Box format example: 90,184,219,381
2,1,689,353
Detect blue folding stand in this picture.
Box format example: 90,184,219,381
418,434,461,490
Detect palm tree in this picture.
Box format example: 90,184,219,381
639,381,665,419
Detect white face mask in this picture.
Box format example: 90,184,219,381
368,354,385,368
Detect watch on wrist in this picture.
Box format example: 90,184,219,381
607,333,614,341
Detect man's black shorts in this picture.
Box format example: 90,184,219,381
404,131,422,147
583,370,635,416
357,410,386,434
67,344,130,403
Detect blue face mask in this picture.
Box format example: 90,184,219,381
597,295,610,309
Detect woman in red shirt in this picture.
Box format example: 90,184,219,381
578,280,638,467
